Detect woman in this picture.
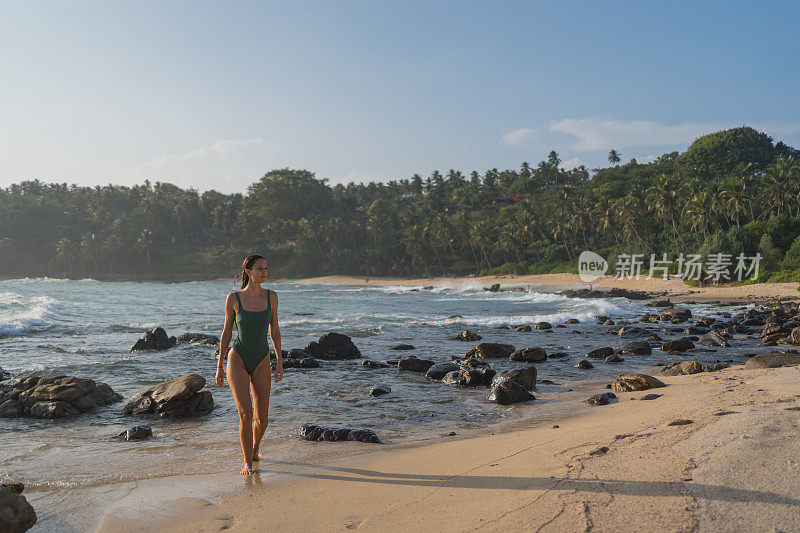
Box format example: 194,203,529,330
216,254,283,475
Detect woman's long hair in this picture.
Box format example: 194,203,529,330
234,254,266,289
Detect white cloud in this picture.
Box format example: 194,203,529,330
559,157,581,170
131,138,272,192
501,128,537,148
547,118,723,152
503,117,800,156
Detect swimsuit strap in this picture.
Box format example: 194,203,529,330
234,291,243,312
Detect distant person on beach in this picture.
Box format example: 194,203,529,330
216,254,283,475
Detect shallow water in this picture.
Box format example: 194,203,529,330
0,278,759,497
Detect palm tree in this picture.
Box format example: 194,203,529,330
548,151,561,187
608,149,621,165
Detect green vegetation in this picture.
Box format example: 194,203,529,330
1,126,799,283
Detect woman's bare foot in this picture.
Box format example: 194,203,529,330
240,462,254,475
252,452,263,462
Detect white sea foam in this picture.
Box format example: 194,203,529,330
0,292,60,336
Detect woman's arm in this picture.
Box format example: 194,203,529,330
269,290,283,383
216,293,236,386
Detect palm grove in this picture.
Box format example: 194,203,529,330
1,127,800,282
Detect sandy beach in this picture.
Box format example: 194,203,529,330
294,273,800,305
124,362,800,532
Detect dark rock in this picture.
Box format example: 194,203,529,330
293,312,314,316
640,393,662,400
362,360,390,369
535,322,552,330
612,374,666,392
177,332,219,346
618,326,648,337
548,352,568,358
646,299,672,307
660,361,704,376
304,333,361,360
466,343,515,359
667,419,694,426
587,347,614,359
744,352,800,369
0,366,10,381
702,330,730,347
276,357,320,369
487,381,535,405
615,341,652,356
299,423,381,443
0,486,37,533
130,327,177,352
390,344,415,350
115,425,153,441
575,360,593,369
486,283,501,292
122,374,213,418
0,375,122,419
448,314,463,319
397,356,435,372
287,348,313,359
442,363,496,387
559,288,650,300
603,319,616,326
660,308,692,322
587,392,617,406
425,362,460,380
452,330,482,341
491,367,537,389
696,316,716,328
661,338,695,352
605,354,624,363
0,483,23,494
369,385,391,397
565,318,580,324
514,324,532,332
589,446,610,455
685,325,710,335
509,347,546,363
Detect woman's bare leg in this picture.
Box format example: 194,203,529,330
226,349,254,475
250,359,271,461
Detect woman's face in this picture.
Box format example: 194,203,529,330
247,258,268,283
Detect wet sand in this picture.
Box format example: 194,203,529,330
129,363,800,532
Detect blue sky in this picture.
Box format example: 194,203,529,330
1,1,798,193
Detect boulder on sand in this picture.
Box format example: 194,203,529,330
466,343,515,359
130,327,177,352
660,338,695,352
612,374,666,392
122,373,213,418
0,484,37,533
114,425,153,441
304,333,361,360
587,392,617,406
442,360,496,387
0,375,121,419
744,352,800,369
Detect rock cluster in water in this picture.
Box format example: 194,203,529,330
0,375,122,419
130,327,177,352
304,332,361,360
122,373,213,418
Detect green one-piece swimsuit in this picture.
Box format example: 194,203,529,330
232,290,272,374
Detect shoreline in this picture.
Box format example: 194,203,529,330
291,273,800,305
133,363,800,532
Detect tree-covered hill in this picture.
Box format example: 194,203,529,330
1,126,799,282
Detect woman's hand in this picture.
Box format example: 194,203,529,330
274,363,283,384
215,365,225,387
